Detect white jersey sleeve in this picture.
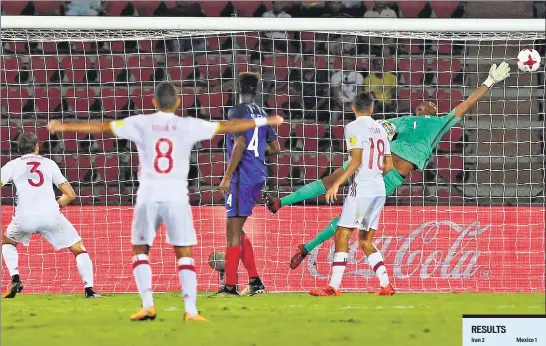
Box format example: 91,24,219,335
183,117,219,143
1,161,14,186
345,121,368,151
50,161,68,186
110,116,142,144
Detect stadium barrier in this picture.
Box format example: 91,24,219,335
1,206,543,293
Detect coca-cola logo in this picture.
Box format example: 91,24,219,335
307,220,490,280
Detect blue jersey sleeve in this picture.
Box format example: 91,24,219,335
266,126,277,143
227,106,246,138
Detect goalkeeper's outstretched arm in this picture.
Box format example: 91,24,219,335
453,62,510,119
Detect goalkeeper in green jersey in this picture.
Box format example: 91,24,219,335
263,62,510,293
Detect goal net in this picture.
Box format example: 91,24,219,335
1,17,544,293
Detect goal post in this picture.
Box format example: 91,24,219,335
1,16,544,294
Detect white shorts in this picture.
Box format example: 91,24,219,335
338,194,386,231
132,201,196,247
5,213,81,250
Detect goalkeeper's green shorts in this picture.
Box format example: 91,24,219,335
342,160,405,197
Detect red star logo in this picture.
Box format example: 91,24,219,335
518,54,536,68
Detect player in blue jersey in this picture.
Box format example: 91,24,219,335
215,73,280,297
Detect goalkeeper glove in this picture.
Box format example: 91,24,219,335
378,120,396,141
483,61,510,88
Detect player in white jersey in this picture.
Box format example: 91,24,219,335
47,82,284,321
310,93,393,297
1,133,101,298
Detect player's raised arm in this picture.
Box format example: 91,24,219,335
47,120,113,134
215,115,283,135
57,182,76,207
453,62,510,119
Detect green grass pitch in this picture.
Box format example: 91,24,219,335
2,293,544,346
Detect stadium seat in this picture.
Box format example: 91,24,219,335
295,122,327,139
437,126,463,152
97,56,126,84
0,127,17,151
181,89,199,109
62,56,93,84
333,57,367,71
71,41,93,53
1,88,30,114
199,93,228,119
196,56,228,79
398,58,428,73
106,1,129,16
398,89,429,110
132,1,161,16
433,89,463,113
198,153,226,185
128,56,158,82
402,39,422,54
199,189,224,205
302,154,329,180
30,56,60,84
408,170,424,184
207,36,228,52
1,1,30,14
166,56,195,82
61,132,79,152
436,155,463,183
33,87,62,114
236,32,259,50
200,1,227,17
33,1,62,14
1,57,23,84
65,87,96,114
132,88,155,112
201,134,225,149
398,1,426,17
276,123,292,150
99,88,130,115
139,40,160,53
234,2,260,16
430,1,458,17
401,72,424,86
437,40,452,54
432,58,462,86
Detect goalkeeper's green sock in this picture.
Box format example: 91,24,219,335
280,179,326,207
304,216,339,253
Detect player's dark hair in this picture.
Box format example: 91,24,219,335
154,82,179,110
17,132,39,155
353,93,375,113
238,72,259,96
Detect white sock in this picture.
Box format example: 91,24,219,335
75,252,94,288
329,252,348,290
178,257,198,316
133,254,154,309
368,251,390,287
2,244,19,277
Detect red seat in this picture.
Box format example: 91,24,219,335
132,88,155,112
433,90,463,113
33,87,62,114
128,56,158,83
60,132,78,152
33,1,62,14
30,56,59,83
234,2,259,16
333,57,367,71
438,126,463,152
1,1,31,14
97,56,126,84
437,41,452,54
267,95,289,109
276,123,291,150
62,56,93,83
139,40,159,53
302,154,329,180
132,1,161,16
384,58,396,72
106,1,129,16
99,88,129,115
198,153,226,185
207,36,228,52
402,72,424,86
430,1,458,17
398,89,429,110
236,32,259,50
181,89,198,110
201,134,225,149
199,189,224,205
166,56,195,82
199,94,228,119
398,58,427,73
1,88,30,114
432,58,462,86
403,39,422,54
295,123,326,139
436,155,463,183
65,88,96,114
197,56,227,79
0,127,18,151
398,1,426,17
1,57,22,84
200,1,227,17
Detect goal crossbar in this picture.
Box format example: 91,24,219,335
1,16,545,32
